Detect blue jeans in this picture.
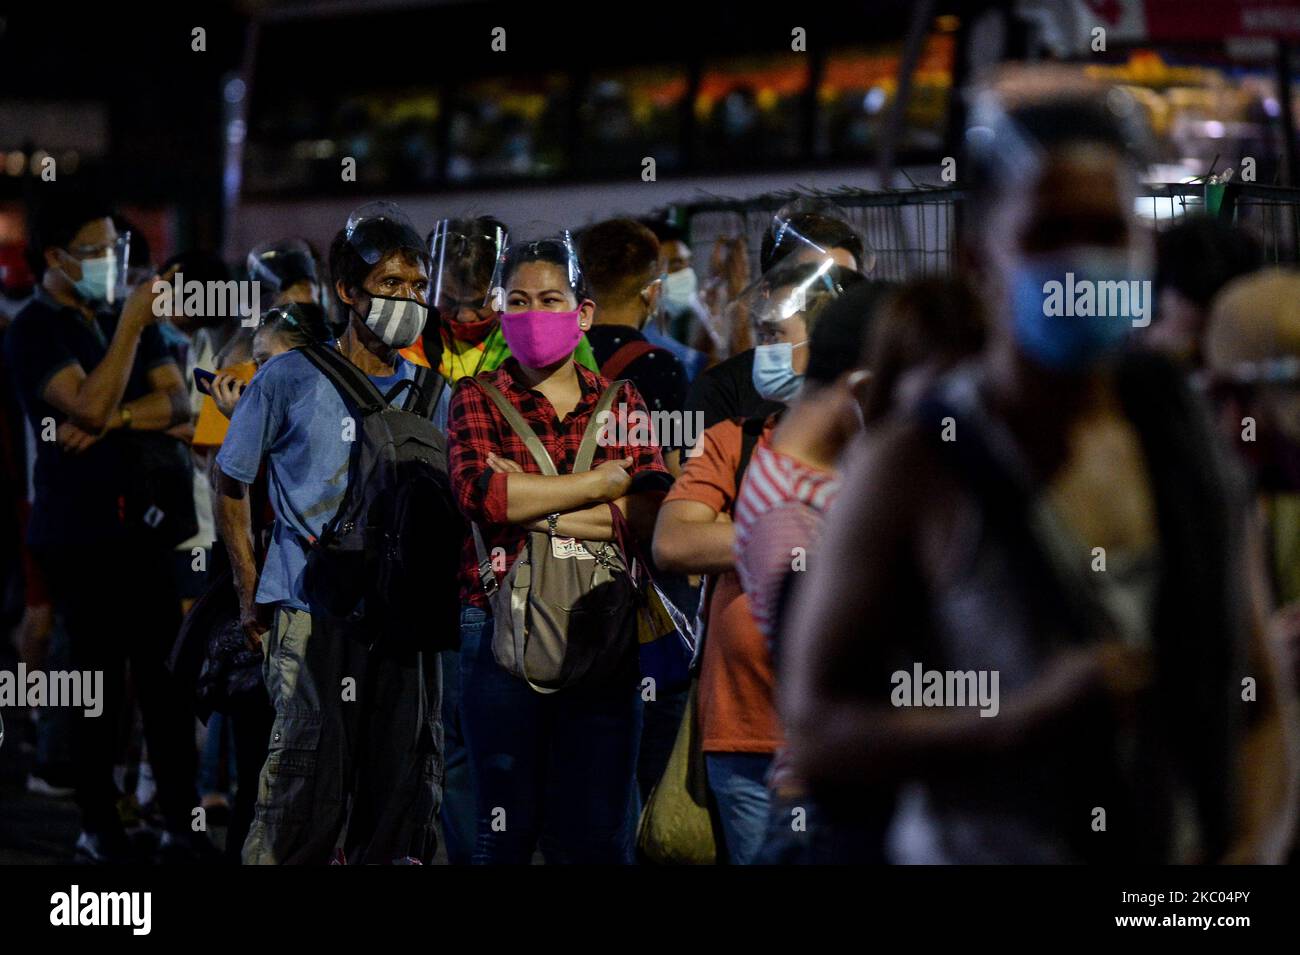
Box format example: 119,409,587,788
459,605,642,864
438,645,473,865
705,752,773,865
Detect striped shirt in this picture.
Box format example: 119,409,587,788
733,437,840,639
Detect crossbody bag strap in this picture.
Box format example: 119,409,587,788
574,380,628,474
469,378,558,476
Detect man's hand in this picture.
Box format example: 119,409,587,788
240,603,271,652
56,419,103,454
119,265,178,331
587,457,633,502
211,373,245,419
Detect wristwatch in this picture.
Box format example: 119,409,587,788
120,407,133,430
546,512,560,536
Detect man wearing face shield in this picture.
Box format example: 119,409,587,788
4,188,206,863
215,202,446,864
778,83,1297,864
672,209,868,474
652,264,860,863
414,218,600,381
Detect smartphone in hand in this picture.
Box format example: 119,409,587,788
193,367,217,396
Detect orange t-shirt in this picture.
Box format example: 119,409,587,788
664,418,781,754
192,361,256,449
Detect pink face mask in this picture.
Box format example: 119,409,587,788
500,308,583,368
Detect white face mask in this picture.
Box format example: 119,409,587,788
662,268,699,309
360,294,428,349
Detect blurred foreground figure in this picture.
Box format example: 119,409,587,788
779,83,1298,864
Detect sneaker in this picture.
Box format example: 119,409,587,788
26,773,75,799
74,828,134,865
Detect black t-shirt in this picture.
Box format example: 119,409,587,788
4,291,176,548
585,324,688,417
682,348,783,451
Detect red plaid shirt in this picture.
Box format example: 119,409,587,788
448,357,670,607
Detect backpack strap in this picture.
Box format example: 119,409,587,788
574,380,628,473
469,523,499,598
600,340,659,381
468,378,557,476
407,365,447,421
298,342,385,414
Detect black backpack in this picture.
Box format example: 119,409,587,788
296,343,463,654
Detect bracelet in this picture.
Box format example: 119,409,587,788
546,512,560,536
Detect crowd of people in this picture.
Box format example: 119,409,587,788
2,78,1299,865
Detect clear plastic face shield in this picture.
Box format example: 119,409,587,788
246,238,319,304
341,202,432,349
768,198,876,276
427,219,508,322
487,228,586,315
64,231,131,308
742,258,851,346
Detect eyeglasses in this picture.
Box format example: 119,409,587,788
68,232,131,260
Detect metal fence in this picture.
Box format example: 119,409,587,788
671,180,1300,283
669,185,962,284
1142,182,1300,265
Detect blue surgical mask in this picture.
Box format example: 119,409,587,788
752,340,807,403
72,255,119,305
1010,246,1150,372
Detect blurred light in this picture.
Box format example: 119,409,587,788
1264,97,1281,118
224,78,246,104
863,86,887,113
30,150,49,173
4,153,25,176
1205,120,1226,138
226,119,246,145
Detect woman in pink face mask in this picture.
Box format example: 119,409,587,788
444,234,672,864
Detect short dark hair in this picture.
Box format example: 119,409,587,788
161,249,232,286
578,218,660,305
861,277,987,423
805,280,893,386
327,227,423,324
1156,216,1261,310
760,212,864,274
27,184,115,277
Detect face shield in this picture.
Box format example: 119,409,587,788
727,256,854,348
768,199,875,276
487,228,585,315
65,232,131,308
246,238,319,302
427,219,508,322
